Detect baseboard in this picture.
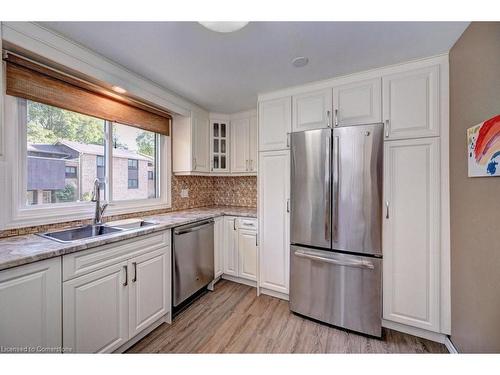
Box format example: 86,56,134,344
445,336,459,353
114,313,170,353
221,274,257,288
259,287,289,301
382,319,447,344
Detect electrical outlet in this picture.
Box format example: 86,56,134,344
180,188,189,198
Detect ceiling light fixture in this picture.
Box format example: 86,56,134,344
111,85,127,94
292,56,309,68
199,22,249,33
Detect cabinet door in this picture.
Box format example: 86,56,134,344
63,261,129,353
238,229,257,281
129,248,169,339
193,112,210,172
223,216,238,276
259,97,292,151
210,120,229,173
231,118,250,173
383,138,440,332
249,114,258,172
332,78,382,126
214,217,224,278
0,258,61,350
383,65,440,139
292,88,333,132
259,150,290,294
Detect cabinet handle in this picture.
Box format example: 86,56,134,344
385,201,390,219
327,110,331,128
286,133,290,148
246,159,249,171
334,109,339,127
123,265,128,286
286,199,290,213
385,120,390,138
193,157,197,170
256,234,258,247
132,262,137,282
233,218,237,231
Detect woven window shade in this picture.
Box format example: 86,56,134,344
4,53,171,136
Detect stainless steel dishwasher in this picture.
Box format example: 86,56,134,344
172,219,214,309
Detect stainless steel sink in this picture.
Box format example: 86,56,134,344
107,220,156,230
38,224,123,243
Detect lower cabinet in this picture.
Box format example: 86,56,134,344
221,216,258,282
0,257,62,350
383,137,441,333
63,231,171,353
213,216,224,278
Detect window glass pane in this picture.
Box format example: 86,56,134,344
112,123,158,200
221,123,226,137
221,139,226,154
213,123,219,137
221,155,226,169
25,99,105,205
213,139,219,153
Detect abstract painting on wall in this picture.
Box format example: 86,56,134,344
467,114,500,177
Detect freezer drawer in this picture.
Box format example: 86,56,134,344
289,245,382,337
173,220,214,307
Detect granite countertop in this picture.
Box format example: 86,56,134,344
0,206,256,272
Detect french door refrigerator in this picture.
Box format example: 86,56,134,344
289,123,383,337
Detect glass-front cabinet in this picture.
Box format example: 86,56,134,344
210,120,230,172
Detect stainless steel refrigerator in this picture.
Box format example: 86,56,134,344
289,123,383,337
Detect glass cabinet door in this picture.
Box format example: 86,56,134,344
211,121,229,172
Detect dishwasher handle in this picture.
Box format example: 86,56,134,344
174,220,214,235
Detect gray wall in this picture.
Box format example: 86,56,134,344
449,22,500,353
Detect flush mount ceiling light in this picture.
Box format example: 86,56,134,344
199,22,249,33
111,85,127,94
292,56,309,68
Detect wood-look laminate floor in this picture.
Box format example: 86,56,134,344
127,280,448,354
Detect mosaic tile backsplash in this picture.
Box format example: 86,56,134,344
0,175,257,239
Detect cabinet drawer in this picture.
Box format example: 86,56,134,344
237,218,257,230
63,231,170,281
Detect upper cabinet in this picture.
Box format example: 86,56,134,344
249,114,258,172
210,119,230,173
231,117,251,173
259,97,292,151
383,65,440,140
332,78,382,127
292,88,333,131
192,111,210,172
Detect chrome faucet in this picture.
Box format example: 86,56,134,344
91,178,108,225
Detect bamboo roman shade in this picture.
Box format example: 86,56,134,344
4,52,171,136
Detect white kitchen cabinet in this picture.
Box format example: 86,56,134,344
193,111,210,172
249,114,258,172
128,249,169,339
231,117,251,173
214,217,224,278
383,65,440,140
238,228,258,281
292,88,333,132
172,111,210,174
223,216,238,277
63,231,171,353
63,261,129,353
259,97,292,151
0,257,62,350
383,137,441,333
258,150,290,296
210,119,230,173
332,78,382,126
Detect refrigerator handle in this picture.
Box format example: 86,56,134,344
327,110,331,128
333,135,340,242
325,135,331,242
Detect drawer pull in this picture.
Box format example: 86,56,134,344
132,262,137,282
123,265,128,286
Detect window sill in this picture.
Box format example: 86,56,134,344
3,199,171,230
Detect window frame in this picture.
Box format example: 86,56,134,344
1,96,171,229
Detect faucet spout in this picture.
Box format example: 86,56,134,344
92,178,107,225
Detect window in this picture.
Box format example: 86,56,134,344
112,123,158,200
65,166,77,178
19,99,162,207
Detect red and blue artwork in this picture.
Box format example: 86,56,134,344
467,115,500,177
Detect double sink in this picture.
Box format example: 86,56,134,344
38,220,156,243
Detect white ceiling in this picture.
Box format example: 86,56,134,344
40,22,468,113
